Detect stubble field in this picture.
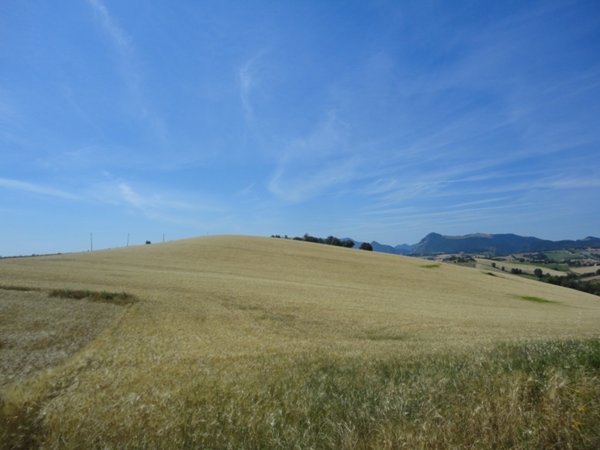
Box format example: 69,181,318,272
1,236,599,448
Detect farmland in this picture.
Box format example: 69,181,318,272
1,236,600,448
475,258,566,277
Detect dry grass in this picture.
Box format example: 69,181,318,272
0,289,127,386
176,341,600,449
48,288,138,305
571,266,600,275
1,235,599,448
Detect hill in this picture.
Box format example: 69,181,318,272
1,235,599,448
370,241,415,255
412,232,600,256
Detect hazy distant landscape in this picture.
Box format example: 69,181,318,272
369,232,600,257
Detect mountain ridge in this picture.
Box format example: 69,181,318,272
368,233,600,256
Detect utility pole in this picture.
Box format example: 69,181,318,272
163,233,165,243
126,233,130,247
90,232,93,252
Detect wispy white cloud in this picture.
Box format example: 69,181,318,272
360,178,398,196
238,57,257,118
0,174,227,229
86,0,167,142
268,112,361,202
379,202,535,227
366,171,600,211
238,182,256,197
116,182,195,211
0,177,79,200
547,177,600,190
34,146,107,171
0,89,30,147
361,196,514,218
0,89,20,123
238,50,270,122
327,2,600,198
88,180,225,226
87,0,133,55
270,158,360,203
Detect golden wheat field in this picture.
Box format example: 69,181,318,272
1,235,600,449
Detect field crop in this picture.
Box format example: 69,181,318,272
571,266,600,275
0,288,126,386
476,258,566,277
1,236,599,448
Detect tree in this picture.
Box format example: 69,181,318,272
534,268,543,279
325,236,341,247
303,233,320,243
341,239,355,248
359,242,373,251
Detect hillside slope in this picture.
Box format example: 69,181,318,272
2,235,597,347
1,235,599,447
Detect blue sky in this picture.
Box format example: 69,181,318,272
1,0,599,255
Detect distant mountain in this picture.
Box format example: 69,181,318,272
412,232,600,256
349,233,600,257
371,241,415,255
394,243,417,254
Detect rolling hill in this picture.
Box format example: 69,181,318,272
1,235,599,448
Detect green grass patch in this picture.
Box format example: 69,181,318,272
420,263,441,269
540,263,570,272
518,295,556,304
48,289,138,306
544,250,585,262
518,261,570,272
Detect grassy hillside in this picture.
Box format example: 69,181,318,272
1,236,599,448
